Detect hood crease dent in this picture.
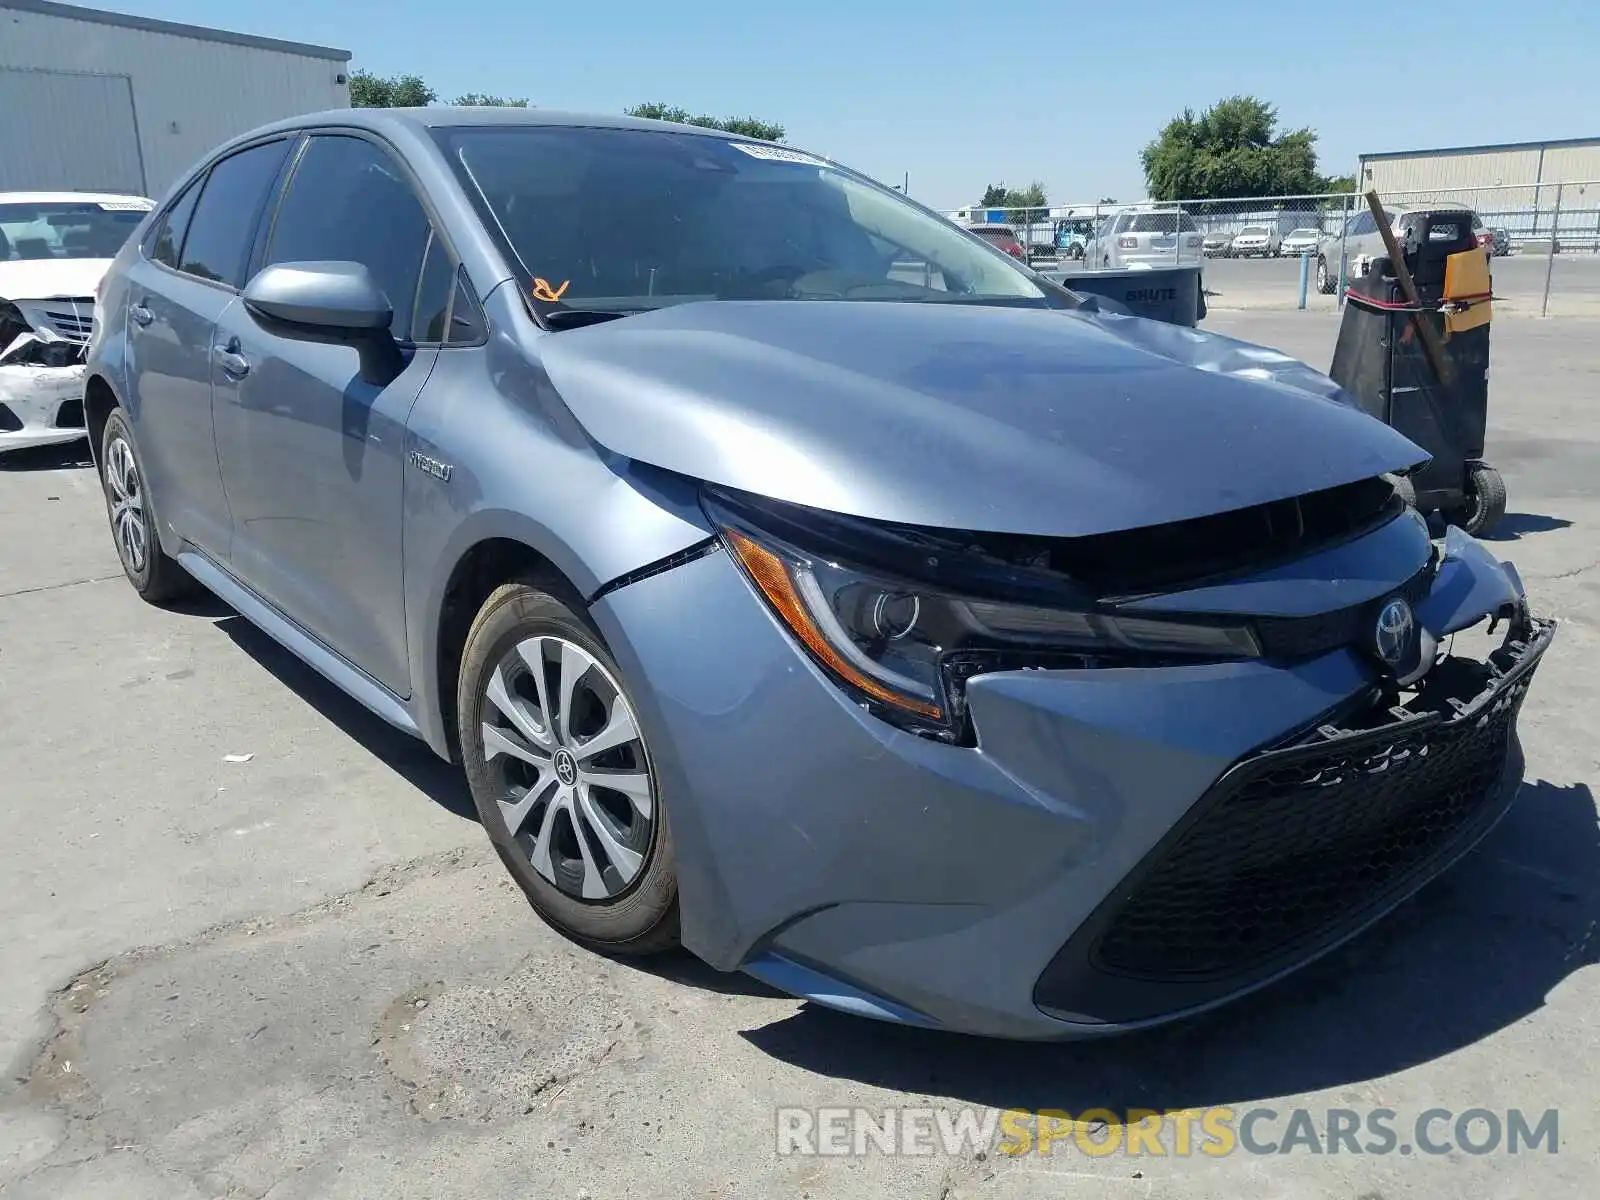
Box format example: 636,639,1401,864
537,302,1428,538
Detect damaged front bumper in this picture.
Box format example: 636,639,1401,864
594,516,1554,1039
0,329,89,453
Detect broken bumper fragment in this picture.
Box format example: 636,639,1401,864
0,330,90,454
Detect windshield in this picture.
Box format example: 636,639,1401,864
0,200,149,262
1289,228,1319,238
1240,226,1269,236
438,126,1050,312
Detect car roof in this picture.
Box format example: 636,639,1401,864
238,105,762,141
0,190,152,205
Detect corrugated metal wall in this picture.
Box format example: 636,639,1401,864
1362,142,1600,196
0,67,144,191
0,4,348,198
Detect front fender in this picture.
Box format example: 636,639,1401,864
401,316,715,757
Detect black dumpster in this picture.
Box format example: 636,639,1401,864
1328,208,1504,536
1042,264,1205,328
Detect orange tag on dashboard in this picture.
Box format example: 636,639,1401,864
532,277,569,302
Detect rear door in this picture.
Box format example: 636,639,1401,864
122,137,295,556
211,131,445,695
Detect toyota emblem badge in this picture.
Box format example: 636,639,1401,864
1373,596,1415,668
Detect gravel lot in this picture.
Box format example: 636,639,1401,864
1,310,1596,1199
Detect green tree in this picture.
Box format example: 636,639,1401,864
978,181,1049,222
453,93,530,107
1320,173,1357,195
348,69,436,108
1140,96,1323,201
625,103,784,142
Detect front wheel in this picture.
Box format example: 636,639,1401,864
457,579,680,954
1316,256,1335,294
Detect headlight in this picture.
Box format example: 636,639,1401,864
706,490,1261,741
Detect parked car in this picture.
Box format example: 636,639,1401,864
86,108,1553,1040
1315,203,1482,293
1489,226,1511,256
1230,225,1282,258
1280,227,1322,256
1054,217,1096,260
1201,230,1234,257
965,223,1025,259
1086,206,1204,268
0,191,152,454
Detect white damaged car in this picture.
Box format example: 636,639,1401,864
1,191,153,454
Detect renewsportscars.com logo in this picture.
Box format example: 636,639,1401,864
775,1106,1560,1159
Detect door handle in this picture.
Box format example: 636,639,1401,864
130,303,153,327
214,343,250,377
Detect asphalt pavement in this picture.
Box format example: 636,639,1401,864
1,312,1597,1199
1192,252,1600,316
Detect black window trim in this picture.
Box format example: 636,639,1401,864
442,263,489,349
409,226,451,347
139,134,297,293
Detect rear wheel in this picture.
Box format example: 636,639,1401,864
98,410,196,604
457,579,679,954
1449,465,1508,537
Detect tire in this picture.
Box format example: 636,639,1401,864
98,409,196,604
1452,465,1508,537
1316,256,1335,294
457,578,680,955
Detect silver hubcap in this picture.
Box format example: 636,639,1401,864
481,635,655,901
106,436,147,574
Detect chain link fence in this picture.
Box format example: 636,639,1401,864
951,182,1600,317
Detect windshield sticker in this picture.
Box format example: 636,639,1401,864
729,143,828,167
531,277,570,302
97,199,153,211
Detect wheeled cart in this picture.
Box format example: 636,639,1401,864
1329,208,1505,536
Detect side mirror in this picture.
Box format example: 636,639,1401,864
242,261,404,385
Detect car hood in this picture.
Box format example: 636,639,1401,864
536,300,1428,537
0,258,113,301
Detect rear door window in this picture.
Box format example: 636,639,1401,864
148,177,202,270
179,139,293,287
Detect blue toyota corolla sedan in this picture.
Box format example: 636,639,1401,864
82,107,1554,1039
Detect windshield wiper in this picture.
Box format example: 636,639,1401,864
541,308,639,330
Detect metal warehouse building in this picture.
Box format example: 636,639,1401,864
1,0,349,198
1359,137,1600,196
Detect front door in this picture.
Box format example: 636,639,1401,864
212,133,446,697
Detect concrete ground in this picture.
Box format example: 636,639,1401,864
0,311,1596,1199
1195,252,1600,317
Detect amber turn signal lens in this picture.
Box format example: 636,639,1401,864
723,529,944,721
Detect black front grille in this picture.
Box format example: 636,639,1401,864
54,399,85,429
0,403,21,433
1033,619,1553,1024
1051,475,1402,594
1253,560,1434,662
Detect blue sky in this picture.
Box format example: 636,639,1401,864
124,0,1593,209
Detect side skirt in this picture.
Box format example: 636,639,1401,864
176,549,421,739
